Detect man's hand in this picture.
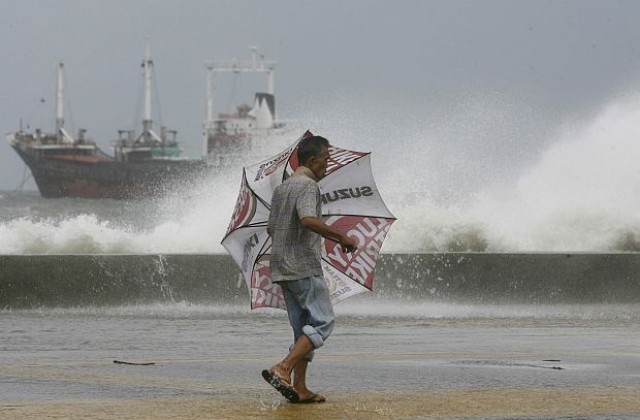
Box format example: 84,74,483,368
301,216,358,253
339,235,358,253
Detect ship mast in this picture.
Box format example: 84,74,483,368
203,46,276,155
138,38,162,144
55,62,74,144
55,63,64,136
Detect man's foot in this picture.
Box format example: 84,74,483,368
296,392,326,404
269,364,291,386
261,369,300,403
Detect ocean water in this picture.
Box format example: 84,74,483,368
4,92,640,255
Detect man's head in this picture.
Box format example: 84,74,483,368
297,135,330,180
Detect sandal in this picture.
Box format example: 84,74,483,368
261,369,300,403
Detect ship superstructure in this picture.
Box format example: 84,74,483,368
203,47,286,166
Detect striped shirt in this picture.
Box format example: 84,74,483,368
268,168,323,282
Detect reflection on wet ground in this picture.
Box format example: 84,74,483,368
1,302,640,419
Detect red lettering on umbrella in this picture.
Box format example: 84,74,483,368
226,175,256,234
324,216,393,289
325,148,367,175
251,257,285,309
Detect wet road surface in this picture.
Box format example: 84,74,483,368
1,302,639,419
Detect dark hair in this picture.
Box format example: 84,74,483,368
297,135,330,165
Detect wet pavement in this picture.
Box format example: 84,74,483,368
1,302,640,419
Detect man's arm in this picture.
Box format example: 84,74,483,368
301,216,358,253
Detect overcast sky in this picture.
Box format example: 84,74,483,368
3,0,640,194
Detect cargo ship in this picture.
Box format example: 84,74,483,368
7,45,209,199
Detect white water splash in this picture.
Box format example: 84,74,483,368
373,91,640,252
2,92,640,254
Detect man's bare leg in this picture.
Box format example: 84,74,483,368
270,334,314,385
292,358,326,402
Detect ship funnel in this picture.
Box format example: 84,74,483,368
251,93,275,129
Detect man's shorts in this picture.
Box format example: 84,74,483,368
278,275,335,355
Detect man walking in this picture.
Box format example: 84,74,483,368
262,135,357,403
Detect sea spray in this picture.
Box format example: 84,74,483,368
469,94,640,251
303,90,640,252
3,93,640,253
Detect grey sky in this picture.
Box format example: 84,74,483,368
2,0,640,194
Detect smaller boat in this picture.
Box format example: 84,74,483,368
202,47,288,167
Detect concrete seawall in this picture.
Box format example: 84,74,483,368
1,253,639,308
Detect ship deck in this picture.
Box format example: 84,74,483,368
46,154,114,163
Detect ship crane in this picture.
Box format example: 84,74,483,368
114,38,180,163
203,46,277,156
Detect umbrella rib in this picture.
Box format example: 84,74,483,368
326,152,370,176
323,214,397,221
234,222,268,229
252,193,271,210
242,168,274,210
220,222,268,244
256,238,272,259
320,256,374,291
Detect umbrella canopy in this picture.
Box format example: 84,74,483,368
222,131,396,309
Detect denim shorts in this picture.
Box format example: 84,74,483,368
278,275,335,361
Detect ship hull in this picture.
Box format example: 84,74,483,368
12,146,210,199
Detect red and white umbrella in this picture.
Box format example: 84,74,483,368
222,131,396,309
